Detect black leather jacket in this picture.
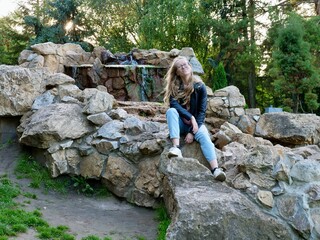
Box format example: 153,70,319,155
169,82,207,133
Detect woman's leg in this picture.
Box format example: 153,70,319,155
166,108,181,147
194,125,226,181
194,125,217,168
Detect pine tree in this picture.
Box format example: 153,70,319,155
212,62,227,91
269,14,320,113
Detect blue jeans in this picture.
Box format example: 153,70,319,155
166,108,217,162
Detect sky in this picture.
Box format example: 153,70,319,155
0,0,19,17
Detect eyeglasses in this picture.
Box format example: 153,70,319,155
177,63,189,70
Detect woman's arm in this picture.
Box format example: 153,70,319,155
169,96,193,120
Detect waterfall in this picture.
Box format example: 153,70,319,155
71,66,82,89
140,67,149,101
71,66,78,80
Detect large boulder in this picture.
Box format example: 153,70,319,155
159,154,293,240
18,103,94,148
19,42,95,73
207,85,246,120
0,65,49,116
255,112,320,146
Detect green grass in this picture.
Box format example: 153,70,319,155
71,176,111,197
14,153,111,197
14,153,70,194
36,225,75,240
81,236,113,240
0,176,52,239
0,175,115,240
155,203,171,240
2,152,169,239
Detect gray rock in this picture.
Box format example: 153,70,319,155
0,65,49,116
44,73,75,87
32,91,56,110
87,112,112,126
160,154,293,240
82,88,115,114
97,120,124,139
255,112,320,146
124,116,144,135
19,103,93,148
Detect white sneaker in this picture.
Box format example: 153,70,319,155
212,168,226,182
168,147,182,158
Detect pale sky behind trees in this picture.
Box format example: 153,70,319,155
0,0,19,17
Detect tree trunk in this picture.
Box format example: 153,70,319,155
248,0,257,108
315,0,320,15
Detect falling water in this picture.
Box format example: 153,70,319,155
66,64,163,102
140,67,149,101
71,66,81,89
71,66,79,80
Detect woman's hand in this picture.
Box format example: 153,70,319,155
185,133,194,144
191,116,198,134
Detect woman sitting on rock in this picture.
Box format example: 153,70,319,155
163,56,226,181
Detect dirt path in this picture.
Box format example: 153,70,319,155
0,140,158,240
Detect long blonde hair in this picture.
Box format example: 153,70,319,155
163,56,195,106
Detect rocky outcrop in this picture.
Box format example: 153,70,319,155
0,65,49,116
18,42,204,102
18,42,204,75
255,112,320,146
12,71,320,238
18,103,94,148
207,85,246,119
15,73,169,207
2,44,320,239
160,155,293,240
158,125,320,239
19,42,94,73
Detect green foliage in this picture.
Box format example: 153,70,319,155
212,62,227,91
0,176,48,238
23,192,37,200
305,16,320,54
81,236,101,240
1,0,319,113
81,236,113,240
1,155,143,240
71,176,111,197
82,0,138,52
155,204,170,240
139,0,211,55
0,177,20,208
36,225,75,239
0,139,14,151
23,0,93,50
0,174,105,239
14,153,70,194
255,76,275,110
268,13,320,113
0,175,111,240
0,16,29,65
305,92,319,112
71,176,94,195
15,153,110,197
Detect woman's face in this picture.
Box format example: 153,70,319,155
175,59,192,79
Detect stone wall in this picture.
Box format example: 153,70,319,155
64,64,167,102
19,42,204,102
